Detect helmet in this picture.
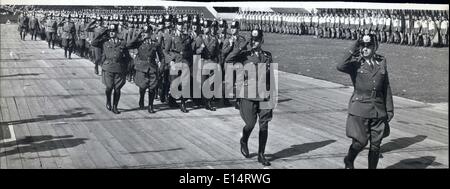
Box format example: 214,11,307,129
359,34,378,50
230,20,240,29
251,29,263,42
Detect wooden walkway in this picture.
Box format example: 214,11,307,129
0,24,448,169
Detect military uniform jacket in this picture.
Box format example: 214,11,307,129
92,34,131,73
18,16,29,28
61,21,76,39
85,21,107,41
45,19,57,33
161,29,173,64
77,22,87,39
337,52,394,118
193,33,218,61
222,34,248,63
117,25,128,42
242,50,273,102
128,36,165,73
155,30,164,47
29,17,39,29
164,32,193,64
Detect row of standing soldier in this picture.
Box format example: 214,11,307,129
237,11,449,47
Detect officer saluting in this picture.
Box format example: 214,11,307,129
128,24,165,114
92,23,131,114
222,20,248,109
239,29,274,166
86,16,107,75
337,34,394,169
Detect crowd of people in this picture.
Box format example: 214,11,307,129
14,6,278,167
237,9,449,47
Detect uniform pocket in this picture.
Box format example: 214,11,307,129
351,95,363,102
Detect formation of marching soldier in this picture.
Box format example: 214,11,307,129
14,8,278,167
237,9,449,47
16,9,277,113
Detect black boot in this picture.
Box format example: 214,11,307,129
205,99,216,111
148,90,156,114
159,90,166,103
240,126,252,158
258,130,270,166
112,90,121,114
368,150,380,169
180,98,188,113
95,64,99,75
64,49,67,58
68,51,72,59
223,99,232,106
105,89,112,111
168,95,179,108
344,146,360,169
138,88,145,110
235,99,240,110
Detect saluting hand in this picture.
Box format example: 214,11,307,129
350,40,360,54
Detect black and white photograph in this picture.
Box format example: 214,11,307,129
0,0,448,178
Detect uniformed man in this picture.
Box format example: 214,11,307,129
391,15,400,44
56,14,64,48
239,29,274,167
18,12,29,40
60,14,76,59
38,13,47,41
86,16,107,75
193,19,219,111
371,13,378,37
344,13,351,39
45,13,58,49
29,13,40,40
440,15,448,47
406,14,415,46
217,19,231,106
337,34,394,169
92,23,131,114
421,16,430,47
413,15,422,46
318,13,326,38
160,14,177,106
350,14,357,40
164,17,193,113
76,16,88,57
128,24,165,113
222,20,248,109
429,16,439,47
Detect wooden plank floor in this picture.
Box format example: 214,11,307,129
0,24,448,169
